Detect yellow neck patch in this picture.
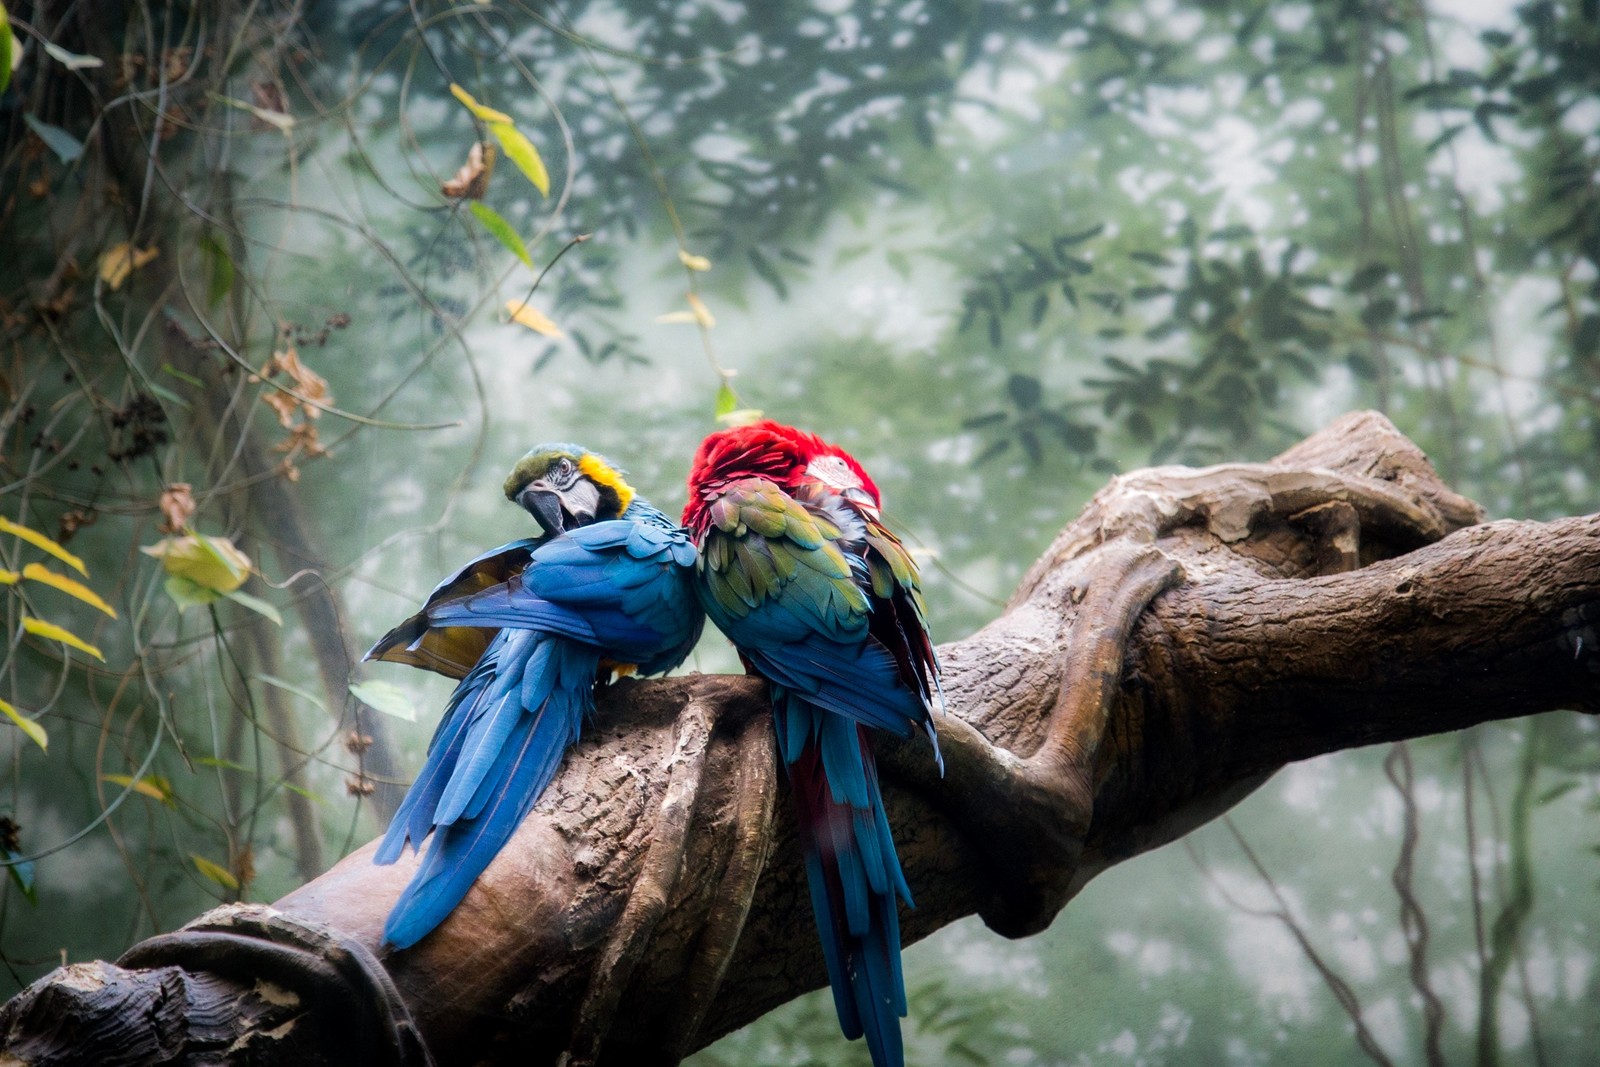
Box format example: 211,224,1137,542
578,453,635,515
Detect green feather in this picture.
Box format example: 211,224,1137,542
734,538,781,603
867,554,895,599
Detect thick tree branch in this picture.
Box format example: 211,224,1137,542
3,412,1596,1065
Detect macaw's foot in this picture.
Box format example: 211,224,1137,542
560,678,777,1067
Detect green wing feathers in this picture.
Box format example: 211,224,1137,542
700,480,869,636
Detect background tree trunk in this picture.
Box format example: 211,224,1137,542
2,411,1596,1066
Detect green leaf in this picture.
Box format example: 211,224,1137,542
144,381,192,410
161,363,204,388
191,853,239,890
1346,350,1379,380
1360,297,1398,329
746,247,788,299
257,674,327,714
223,587,282,626
1538,780,1578,805
0,2,13,96
489,121,549,197
1573,314,1600,362
1055,224,1105,248
164,573,221,611
282,782,325,805
468,202,534,267
1006,374,1042,410
0,697,46,753
200,231,235,307
23,114,85,163
714,381,738,418
1347,262,1391,293
41,40,101,70
350,679,417,722
5,850,36,905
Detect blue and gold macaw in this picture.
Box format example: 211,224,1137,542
683,421,941,1067
366,445,703,949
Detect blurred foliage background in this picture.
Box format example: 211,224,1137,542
0,0,1597,1062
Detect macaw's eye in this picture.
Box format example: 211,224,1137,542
550,457,575,484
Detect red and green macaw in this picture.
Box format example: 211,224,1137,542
684,421,942,1067
366,445,703,949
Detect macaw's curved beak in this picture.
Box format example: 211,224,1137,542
517,477,602,536
519,485,569,535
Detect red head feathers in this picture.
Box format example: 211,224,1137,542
683,421,881,530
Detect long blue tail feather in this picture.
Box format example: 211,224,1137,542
778,691,910,1067
377,631,599,949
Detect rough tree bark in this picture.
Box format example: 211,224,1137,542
3,412,1596,1066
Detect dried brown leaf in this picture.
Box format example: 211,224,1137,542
442,141,495,200
157,482,195,534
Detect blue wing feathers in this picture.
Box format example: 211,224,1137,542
375,508,702,950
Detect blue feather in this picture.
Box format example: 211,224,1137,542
374,494,703,950
774,695,913,1067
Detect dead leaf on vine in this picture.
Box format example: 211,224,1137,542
260,388,300,428
256,348,331,419
442,141,495,200
272,422,327,459
158,483,196,534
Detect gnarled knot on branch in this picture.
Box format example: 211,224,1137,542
4,411,1597,1067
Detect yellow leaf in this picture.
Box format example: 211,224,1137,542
21,616,104,661
103,774,174,805
488,121,549,197
21,563,116,618
505,299,564,337
0,569,17,585
98,242,159,291
678,249,712,272
0,516,86,575
687,292,717,328
654,311,699,325
191,853,239,890
448,83,512,125
0,698,47,753
140,535,251,594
